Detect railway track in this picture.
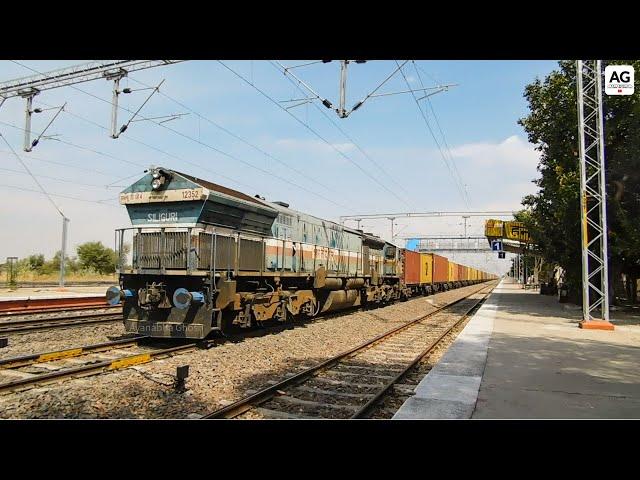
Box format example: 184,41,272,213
0,311,123,334
0,296,122,334
0,283,494,401
0,304,121,317
0,336,210,394
203,284,495,419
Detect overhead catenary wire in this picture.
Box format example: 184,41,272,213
115,79,165,138
271,61,413,203
219,60,410,208
28,97,261,194
398,61,468,206
348,60,409,115
0,119,146,169
0,183,119,206
126,76,342,196
411,61,470,206
0,147,112,177
0,131,66,217
9,61,357,213
30,102,66,150
105,171,148,188
0,165,120,189
395,61,470,208
9,61,261,193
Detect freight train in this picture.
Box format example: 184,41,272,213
106,167,497,339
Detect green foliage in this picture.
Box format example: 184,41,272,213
519,60,640,301
27,254,45,272
76,241,118,275
12,241,129,280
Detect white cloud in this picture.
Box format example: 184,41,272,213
449,135,540,169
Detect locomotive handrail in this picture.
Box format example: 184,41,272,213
114,225,389,278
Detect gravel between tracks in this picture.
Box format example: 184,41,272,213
0,315,130,360
0,283,495,419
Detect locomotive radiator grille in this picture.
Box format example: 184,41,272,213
134,231,189,269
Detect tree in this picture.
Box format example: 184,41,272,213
76,242,118,274
27,254,45,273
519,60,640,304
115,243,131,269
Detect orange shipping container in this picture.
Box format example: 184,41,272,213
432,254,449,283
457,264,466,281
401,249,421,285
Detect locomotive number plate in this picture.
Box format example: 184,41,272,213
120,187,207,204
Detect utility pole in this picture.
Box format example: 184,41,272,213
338,60,349,118
388,217,396,242
1,60,181,140
59,216,69,287
462,215,470,238
21,90,38,151
105,69,127,138
576,60,613,330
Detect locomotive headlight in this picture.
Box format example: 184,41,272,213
151,176,165,190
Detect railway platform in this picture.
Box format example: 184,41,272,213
394,277,640,419
0,286,109,301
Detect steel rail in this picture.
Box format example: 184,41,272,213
0,338,202,394
350,288,492,418
202,283,495,419
0,304,120,318
0,312,122,334
0,337,145,369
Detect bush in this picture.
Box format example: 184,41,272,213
76,242,118,275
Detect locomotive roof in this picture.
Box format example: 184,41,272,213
123,167,397,247
183,169,395,246
175,170,268,208
169,168,380,239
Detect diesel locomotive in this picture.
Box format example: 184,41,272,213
106,167,495,339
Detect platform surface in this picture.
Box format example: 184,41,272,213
0,286,109,301
394,278,640,419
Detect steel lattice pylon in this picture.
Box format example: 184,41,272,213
576,60,610,324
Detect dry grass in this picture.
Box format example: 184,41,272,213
13,272,116,284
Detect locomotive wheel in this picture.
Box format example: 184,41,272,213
278,307,295,329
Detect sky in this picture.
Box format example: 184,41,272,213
0,60,559,275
